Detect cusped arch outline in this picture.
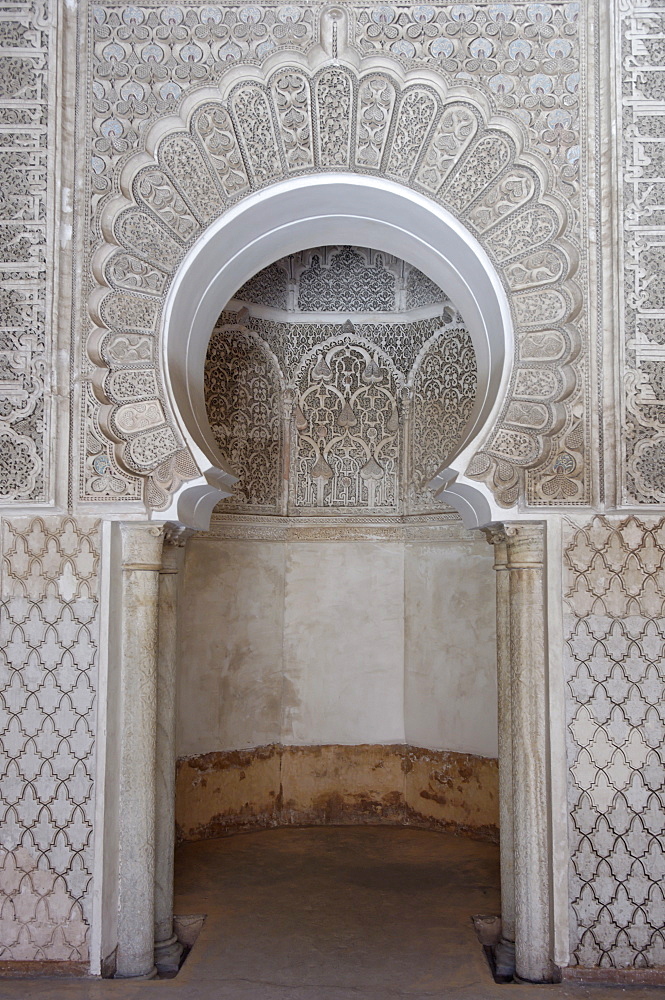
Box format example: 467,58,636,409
89,46,580,520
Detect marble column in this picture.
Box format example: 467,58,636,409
484,526,515,979
153,527,190,973
505,522,552,983
116,522,164,979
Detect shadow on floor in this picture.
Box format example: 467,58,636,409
0,828,661,999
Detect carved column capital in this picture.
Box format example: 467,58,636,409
162,522,196,548
482,523,508,569
504,522,545,569
161,524,195,574
119,522,164,571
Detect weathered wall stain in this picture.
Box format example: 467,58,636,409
176,744,498,845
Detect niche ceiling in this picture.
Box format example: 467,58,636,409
205,245,477,515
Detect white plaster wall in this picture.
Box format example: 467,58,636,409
177,538,285,756
404,536,497,757
177,531,497,758
282,541,405,745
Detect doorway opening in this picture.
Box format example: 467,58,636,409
171,245,502,986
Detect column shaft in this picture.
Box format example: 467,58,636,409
506,522,552,983
116,523,164,979
485,527,515,978
154,538,185,972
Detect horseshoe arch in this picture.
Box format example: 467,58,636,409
89,44,580,525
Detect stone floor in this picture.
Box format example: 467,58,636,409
0,827,661,999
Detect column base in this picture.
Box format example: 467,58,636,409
514,974,551,985
154,933,184,974
494,937,516,979
115,966,158,980
514,961,555,985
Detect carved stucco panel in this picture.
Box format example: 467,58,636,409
409,325,477,505
0,1,56,504
292,339,402,511
219,308,456,384
616,4,665,503
204,295,476,517
205,326,283,512
80,3,588,511
235,245,447,316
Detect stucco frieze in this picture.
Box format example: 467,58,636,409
615,5,665,504
0,1,56,504
202,509,472,541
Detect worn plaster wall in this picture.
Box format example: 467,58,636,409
282,539,407,745
175,522,497,837
175,744,499,844
176,535,406,754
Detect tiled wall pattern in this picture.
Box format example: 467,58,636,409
564,516,665,968
0,517,100,961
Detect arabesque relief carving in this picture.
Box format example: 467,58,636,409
234,245,448,314
85,5,586,510
205,260,476,515
205,325,283,512
0,1,54,503
616,5,665,503
292,339,402,511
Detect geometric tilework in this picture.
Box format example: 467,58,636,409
564,516,665,968
0,847,89,961
0,517,100,961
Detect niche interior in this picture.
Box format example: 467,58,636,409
174,246,499,844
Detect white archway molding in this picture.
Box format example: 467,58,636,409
159,174,511,528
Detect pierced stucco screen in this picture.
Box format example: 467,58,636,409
204,246,477,515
